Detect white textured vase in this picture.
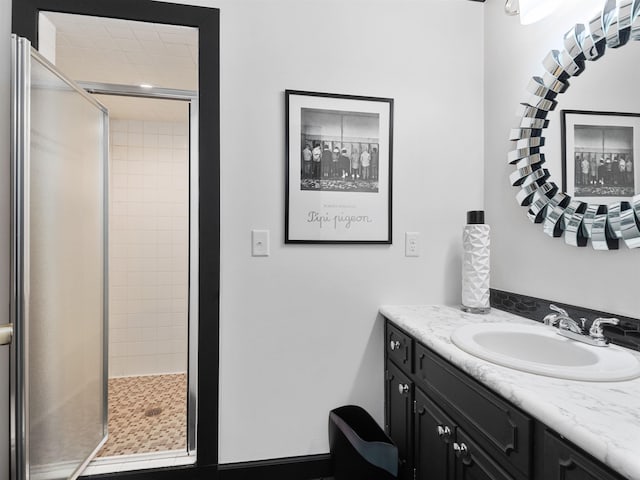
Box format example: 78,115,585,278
461,223,491,313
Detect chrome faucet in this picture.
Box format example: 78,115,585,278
543,304,619,347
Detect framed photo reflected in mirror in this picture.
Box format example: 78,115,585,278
562,109,640,206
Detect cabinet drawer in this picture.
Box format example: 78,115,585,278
543,430,625,480
386,321,413,372
415,343,532,478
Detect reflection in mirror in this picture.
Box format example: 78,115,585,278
561,110,639,204
509,0,640,250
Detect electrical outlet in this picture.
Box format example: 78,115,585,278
405,232,420,257
252,229,270,256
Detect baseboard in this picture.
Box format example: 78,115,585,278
79,464,214,480
218,453,333,480
80,454,332,480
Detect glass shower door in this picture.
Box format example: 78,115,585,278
10,35,108,480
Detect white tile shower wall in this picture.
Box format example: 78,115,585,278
108,119,189,377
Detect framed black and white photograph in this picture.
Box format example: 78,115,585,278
562,110,639,205
285,90,393,243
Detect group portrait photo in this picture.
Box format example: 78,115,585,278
299,108,380,193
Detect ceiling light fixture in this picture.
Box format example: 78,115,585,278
505,0,520,16
504,0,560,25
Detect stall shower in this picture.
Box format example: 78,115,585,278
98,99,191,457
6,9,200,478
23,10,201,471
34,10,200,467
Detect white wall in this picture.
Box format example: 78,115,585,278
37,14,56,64
0,0,11,476
0,0,485,473
108,118,189,378
209,0,485,463
484,0,640,317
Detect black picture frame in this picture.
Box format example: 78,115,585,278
285,90,394,244
561,109,639,205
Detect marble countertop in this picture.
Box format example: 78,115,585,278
379,305,640,480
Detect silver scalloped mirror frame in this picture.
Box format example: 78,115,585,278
509,0,640,250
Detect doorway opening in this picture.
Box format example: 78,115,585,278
12,0,220,476
94,92,195,464
38,11,199,473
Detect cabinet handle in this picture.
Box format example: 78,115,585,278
453,442,469,460
390,340,401,351
398,383,409,395
0,323,13,346
436,425,451,440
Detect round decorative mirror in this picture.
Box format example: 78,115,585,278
509,0,640,250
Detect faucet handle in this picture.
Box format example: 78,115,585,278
549,304,569,316
589,317,619,339
543,304,568,326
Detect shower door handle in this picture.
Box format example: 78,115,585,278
0,323,13,346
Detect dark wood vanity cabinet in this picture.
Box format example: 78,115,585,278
383,319,626,480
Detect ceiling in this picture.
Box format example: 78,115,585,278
41,11,198,121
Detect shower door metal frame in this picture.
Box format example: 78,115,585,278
10,35,110,480
79,81,200,457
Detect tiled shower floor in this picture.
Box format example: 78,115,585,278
97,374,187,457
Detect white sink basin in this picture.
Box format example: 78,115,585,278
451,323,640,382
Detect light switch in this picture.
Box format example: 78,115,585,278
252,229,270,256
405,232,420,257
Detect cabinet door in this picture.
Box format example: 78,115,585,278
454,429,516,480
543,431,624,480
386,361,413,479
415,388,456,480
386,321,413,371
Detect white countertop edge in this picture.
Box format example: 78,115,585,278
379,304,640,480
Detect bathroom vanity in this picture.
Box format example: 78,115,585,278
381,305,640,480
